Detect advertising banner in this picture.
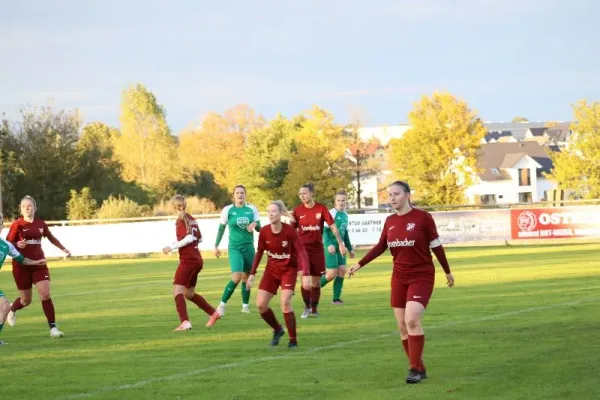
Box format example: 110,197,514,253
510,206,600,239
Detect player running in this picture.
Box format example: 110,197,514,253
163,195,220,331
292,183,347,318
5,195,71,338
320,190,354,304
214,185,261,316
246,200,310,348
348,181,455,384
0,213,47,345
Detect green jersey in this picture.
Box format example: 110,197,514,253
215,204,261,249
0,238,24,269
323,208,353,251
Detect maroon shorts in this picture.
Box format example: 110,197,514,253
390,273,434,309
305,246,326,277
13,265,50,291
173,261,203,288
259,268,297,295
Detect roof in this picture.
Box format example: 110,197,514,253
348,142,379,156
477,142,556,181
484,130,513,142
545,127,571,142
528,127,548,137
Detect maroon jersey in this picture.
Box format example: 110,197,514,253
292,202,335,249
175,214,202,264
358,208,440,279
6,217,65,268
251,223,310,276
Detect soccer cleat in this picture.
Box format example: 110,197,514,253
288,340,298,349
0,339,6,345
241,305,251,314
205,311,221,328
310,311,320,318
405,369,425,384
270,328,285,346
300,308,312,319
332,299,344,305
217,303,226,317
50,327,64,338
6,308,16,327
173,320,192,332
421,370,428,380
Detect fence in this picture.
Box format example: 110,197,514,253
2,203,600,259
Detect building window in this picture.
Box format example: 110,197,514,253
480,194,496,204
364,197,374,207
518,168,531,186
519,192,532,203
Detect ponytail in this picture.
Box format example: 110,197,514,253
172,194,191,234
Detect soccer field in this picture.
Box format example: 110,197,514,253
2,243,600,400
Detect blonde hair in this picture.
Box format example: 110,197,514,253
172,194,191,234
335,189,347,198
21,195,37,209
270,200,295,223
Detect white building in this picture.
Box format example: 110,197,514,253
465,142,558,204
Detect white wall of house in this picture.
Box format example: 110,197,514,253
349,171,380,208
465,179,519,204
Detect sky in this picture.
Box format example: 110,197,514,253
1,0,599,133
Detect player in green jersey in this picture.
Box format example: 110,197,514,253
0,213,47,345
320,190,354,304
214,185,261,315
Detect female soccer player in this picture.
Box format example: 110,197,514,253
292,183,347,318
348,181,455,384
0,213,47,345
162,195,221,331
5,195,71,338
320,190,355,304
214,185,261,315
246,200,311,348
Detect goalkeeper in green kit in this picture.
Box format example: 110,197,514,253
214,185,261,315
0,213,47,345
320,190,354,304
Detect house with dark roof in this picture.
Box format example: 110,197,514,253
465,142,558,204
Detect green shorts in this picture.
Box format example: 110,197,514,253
228,245,255,273
325,248,347,269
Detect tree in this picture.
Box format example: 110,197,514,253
547,100,600,198
9,106,82,219
96,195,147,219
280,107,352,207
0,117,25,218
389,93,486,205
512,116,529,123
66,187,98,220
114,84,178,199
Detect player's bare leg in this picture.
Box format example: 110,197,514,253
0,295,10,344
35,280,63,338
173,284,192,331
7,288,33,327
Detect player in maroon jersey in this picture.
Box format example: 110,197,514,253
162,195,221,331
5,195,71,338
348,181,455,384
246,200,311,348
292,183,347,319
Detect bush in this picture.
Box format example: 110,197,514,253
153,196,218,216
66,187,98,220
96,195,147,219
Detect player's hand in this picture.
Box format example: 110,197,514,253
328,245,336,255
246,275,255,291
63,248,72,258
214,247,221,258
347,263,361,278
247,221,257,233
35,258,47,265
162,246,172,255
446,273,455,288
350,250,355,259
339,243,348,256
301,275,311,291
17,239,27,249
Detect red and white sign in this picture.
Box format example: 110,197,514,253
511,207,600,239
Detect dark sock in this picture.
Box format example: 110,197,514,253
283,312,297,341
310,286,321,313
408,335,425,371
220,280,239,303
41,299,56,328
260,308,282,331
189,293,215,316
333,277,344,300
301,287,311,308
320,275,329,287
10,298,26,312
241,282,251,305
175,294,189,322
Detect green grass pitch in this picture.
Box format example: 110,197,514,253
1,243,600,399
